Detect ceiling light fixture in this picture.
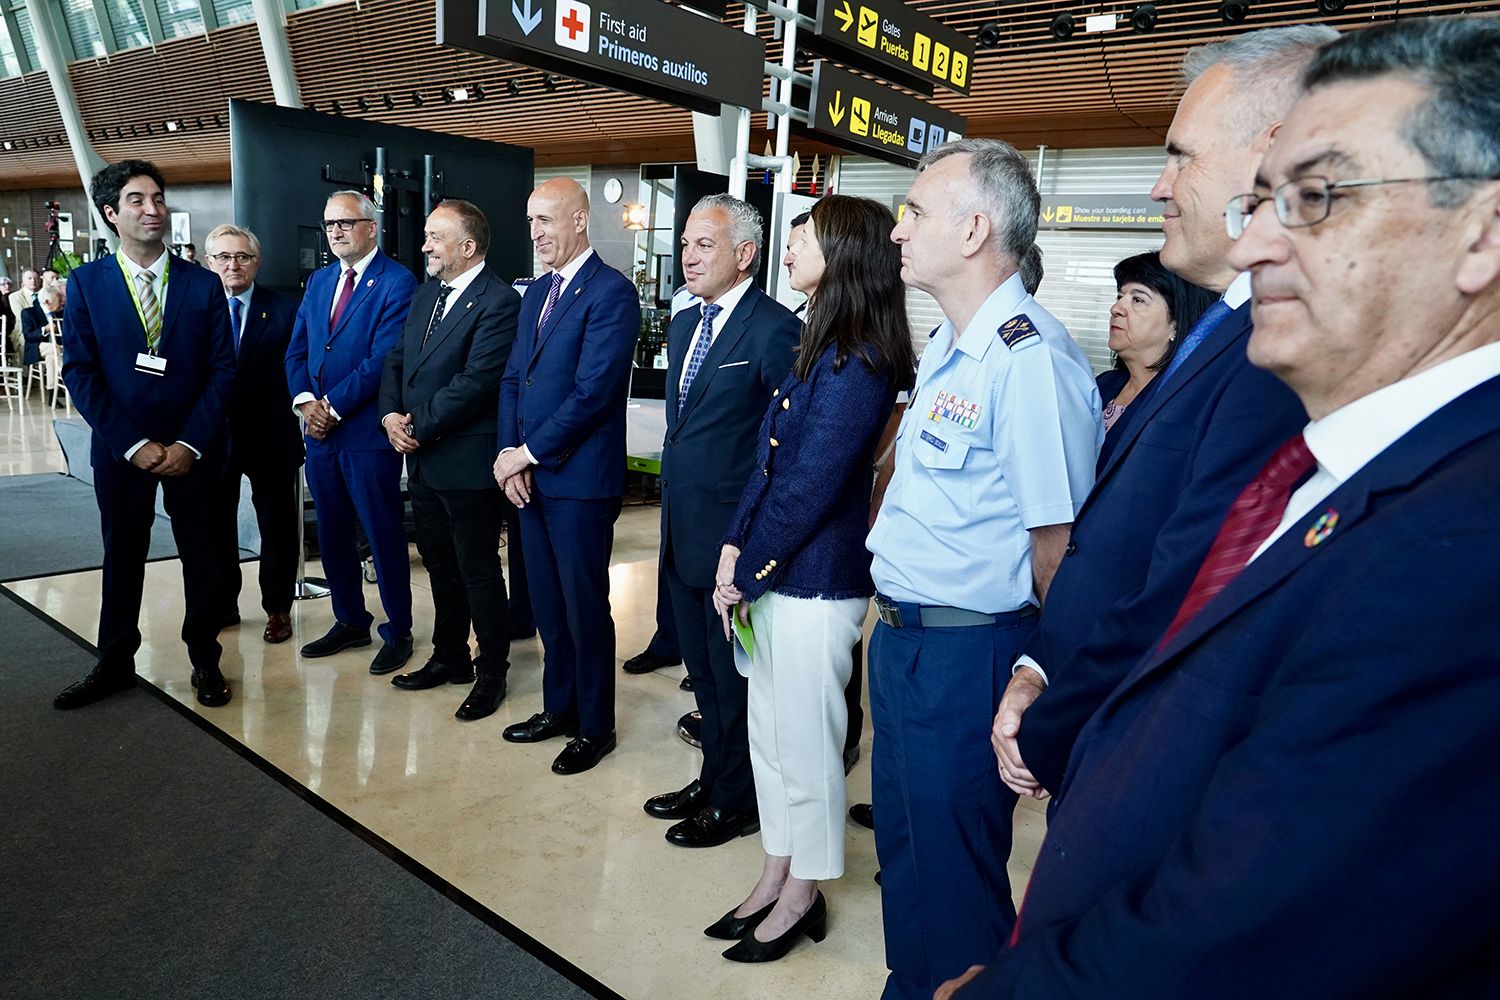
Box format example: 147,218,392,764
543,74,560,91
507,79,523,98
1130,3,1158,32
1218,0,1250,22
383,93,396,111
1316,0,1345,10
977,21,1001,47
1050,12,1076,39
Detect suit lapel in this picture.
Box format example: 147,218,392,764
159,254,187,345
1115,375,1500,702
664,307,697,430
532,253,601,363
677,286,757,425
1091,305,1252,492
236,288,270,359
414,272,485,370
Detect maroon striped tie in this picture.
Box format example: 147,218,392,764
1159,434,1316,647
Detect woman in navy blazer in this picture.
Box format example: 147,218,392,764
708,195,916,962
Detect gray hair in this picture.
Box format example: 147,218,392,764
205,223,262,258
38,284,63,310
1305,15,1500,208
327,189,377,221
692,193,763,274
919,137,1040,266
1182,25,1340,145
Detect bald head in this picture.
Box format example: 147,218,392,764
528,177,592,270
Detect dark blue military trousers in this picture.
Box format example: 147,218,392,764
869,604,1038,1000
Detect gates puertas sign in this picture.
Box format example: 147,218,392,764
440,0,765,114
806,61,965,167
808,0,973,96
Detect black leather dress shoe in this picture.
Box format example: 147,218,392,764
722,892,827,963
53,667,136,710
849,803,874,830
391,659,473,690
194,669,232,708
454,674,507,721
666,806,759,848
300,622,372,658
676,710,702,748
704,898,777,940
552,733,616,774
370,635,414,674
623,649,682,674
644,779,708,820
503,711,579,743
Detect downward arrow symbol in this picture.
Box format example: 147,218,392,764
512,0,542,35
1042,207,1055,222
834,0,853,31
828,91,846,127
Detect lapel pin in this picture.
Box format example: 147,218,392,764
466,302,474,309
573,287,581,295
260,311,267,319
1304,509,1339,548
366,278,375,287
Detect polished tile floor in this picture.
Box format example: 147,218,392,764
3,398,1047,999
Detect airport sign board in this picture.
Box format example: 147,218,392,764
809,0,973,95
806,61,965,166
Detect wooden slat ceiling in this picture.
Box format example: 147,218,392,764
2,0,1496,190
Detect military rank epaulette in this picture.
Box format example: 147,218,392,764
999,314,1041,350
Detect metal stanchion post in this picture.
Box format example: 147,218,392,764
294,464,330,600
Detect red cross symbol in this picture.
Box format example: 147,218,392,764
562,7,584,39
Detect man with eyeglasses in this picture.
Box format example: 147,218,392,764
206,223,301,645
943,15,1500,998
286,190,418,673
989,26,1330,818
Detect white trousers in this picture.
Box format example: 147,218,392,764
746,591,868,880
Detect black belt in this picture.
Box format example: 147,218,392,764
874,593,1037,630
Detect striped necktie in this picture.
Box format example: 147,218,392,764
137,270,162,351
537,271,564,330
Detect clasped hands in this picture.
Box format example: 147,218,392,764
298,398,339,440
128,441,195,476
711,544,749,640
492,447,535,508
382,412,421,454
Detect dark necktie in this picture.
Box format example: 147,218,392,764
229,296,243,354
677,302,723,414
330,267,357,329
537,271,564,330
422,284,453,348
1159,434,1317,646
1158,297,1234,384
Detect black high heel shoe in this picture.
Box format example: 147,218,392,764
703,898,777,940
721,892,827,963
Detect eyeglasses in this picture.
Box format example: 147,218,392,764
1225,174,1495,240
208,252,258,265
322,218,374,233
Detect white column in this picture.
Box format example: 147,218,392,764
252,0,303,108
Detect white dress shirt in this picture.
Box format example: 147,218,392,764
120,247,201,461
675,275,753,398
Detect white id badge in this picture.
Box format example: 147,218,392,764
134,352,167,376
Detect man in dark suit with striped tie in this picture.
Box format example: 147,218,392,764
989,26,1333,809
206,223,302,645
379,199,521,721
56,159,236,709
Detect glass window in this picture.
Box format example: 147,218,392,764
62,0,106,59
211,0,254,26
153,0,203,39
103,0,151,50
11,6,39,70
0,17,21,76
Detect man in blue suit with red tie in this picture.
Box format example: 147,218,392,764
286,191,418,673
990,26,1333,806
494,177,638,775
56,159,236,709
947,16,1500,997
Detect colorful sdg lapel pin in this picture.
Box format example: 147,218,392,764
1304,509,1339,548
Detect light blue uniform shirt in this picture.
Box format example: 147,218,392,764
868,273,1102,613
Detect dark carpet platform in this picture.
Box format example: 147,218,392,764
0,589,606,1000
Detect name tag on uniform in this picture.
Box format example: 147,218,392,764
919,429,948,452
134,353,167,376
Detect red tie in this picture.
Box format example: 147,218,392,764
1160,434,1317,647
330,267,357,329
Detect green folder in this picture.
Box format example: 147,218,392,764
732,603,755,659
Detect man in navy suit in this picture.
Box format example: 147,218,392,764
494,178,638,775
286,190,418,673
205,223,302,645
642,194,800,847
947,16,1500,997
55,159,236,709
991,26,1332,807
380,199,521,721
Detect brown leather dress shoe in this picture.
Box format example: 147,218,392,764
263,612,293,644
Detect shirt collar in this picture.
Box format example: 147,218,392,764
552,247,594,286
944,272,1027,361
1224,271,1252,309
343,245,379,281
228,283,254,307
117,247,170,281
1303,340,1500,485
441,261,484,298
703,274,753,320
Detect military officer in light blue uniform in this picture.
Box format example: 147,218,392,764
866,138,1101,1000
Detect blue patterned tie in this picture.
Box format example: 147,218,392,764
537,271,564,330
229,296,243,354
677,302,722,414
1158,297,1233,384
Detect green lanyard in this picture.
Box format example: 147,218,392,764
116,251,170,353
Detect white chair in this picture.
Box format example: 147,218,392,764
0,317,25,412
44,324,70,415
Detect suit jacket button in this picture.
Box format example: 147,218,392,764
772,388,780,397
526,378,534,387
1064,541,1077,556
768,560,777,567
781,398,790,410
769,437,779,448
324,345,332,351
